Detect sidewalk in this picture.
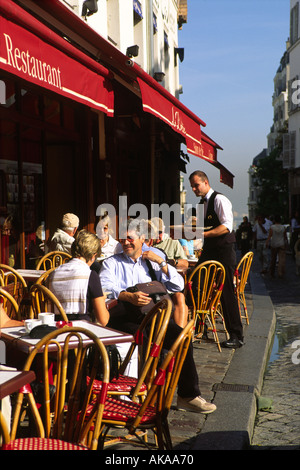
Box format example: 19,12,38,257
170,251,276,451
101,251,276,451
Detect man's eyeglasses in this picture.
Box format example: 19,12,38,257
119,235,140,243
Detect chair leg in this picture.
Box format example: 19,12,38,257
156,419,173,450
237,293,249,325
207,313,222,353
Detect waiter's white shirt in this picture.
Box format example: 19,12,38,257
204,188,233,233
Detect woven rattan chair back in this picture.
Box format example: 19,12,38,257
29,283,68,321
0,287,20,320
0,264,28,317
2,327,110,450
35,267,56,286
99,319,194,450
185,260,227,352
120,298,173,400
235,251,253,325
36,251,71,270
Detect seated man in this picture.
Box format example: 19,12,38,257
49,229,136,377
151,217,189,270
100,219,216,414
141,219,188,328
50,213,79,254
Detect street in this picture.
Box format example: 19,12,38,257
251,250,300,450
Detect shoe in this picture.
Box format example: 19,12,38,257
221,338,244,349
177,395,216,414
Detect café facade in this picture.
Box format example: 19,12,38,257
0,0,234,268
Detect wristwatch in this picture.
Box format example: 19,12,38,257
159,260,167,268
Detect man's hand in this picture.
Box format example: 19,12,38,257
119,290,151,306
142,249,163,265
142,250,169,275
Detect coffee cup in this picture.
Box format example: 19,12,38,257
38,313,55,326
24,319,42,333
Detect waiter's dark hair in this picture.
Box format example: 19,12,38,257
189,170,209,182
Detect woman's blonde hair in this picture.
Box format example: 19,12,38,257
71,229,101,261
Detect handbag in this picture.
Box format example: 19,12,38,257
86,344,122,382
124,260,172,318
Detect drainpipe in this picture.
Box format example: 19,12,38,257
146,0,155,204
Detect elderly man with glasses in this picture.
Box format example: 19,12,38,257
99,218,216,414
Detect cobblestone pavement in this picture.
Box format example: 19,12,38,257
250,250,300,450
93,249,300,452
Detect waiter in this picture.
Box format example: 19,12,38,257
189,170,243,348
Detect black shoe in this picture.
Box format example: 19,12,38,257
222,338,244,349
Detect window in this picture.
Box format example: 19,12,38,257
290,2,299,45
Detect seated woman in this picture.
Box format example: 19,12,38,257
49,229,109,325
49,229,136,377
179,216,203,258
96,214,122,259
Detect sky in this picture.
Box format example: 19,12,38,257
178,0,290,227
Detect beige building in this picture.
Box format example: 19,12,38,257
0,0,229,267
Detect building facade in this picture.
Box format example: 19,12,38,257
283,0,300,214
0,0,228,268
248,6,291,224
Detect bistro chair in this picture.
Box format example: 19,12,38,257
185,260,228,352
1,326,110,450
35,267,56,286
36,251,71,270
0,264,27,292
89,298,173,402
29,283,68,322
97,320,194,450
0,264,28,317
234,251,254,325
0,288,21,321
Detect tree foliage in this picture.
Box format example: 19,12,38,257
254,146,289,222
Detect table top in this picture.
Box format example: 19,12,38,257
1,320,134,354
16,269,45,280
0,370,36,399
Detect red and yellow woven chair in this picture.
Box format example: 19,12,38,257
35,267,56,286
0,264,28,317
0,287,21,321
88,298,173,402
97,319,194,450
1,327,110,450
29,283,68,322
185,260,228,352
234,251,253,325
36,251,71,270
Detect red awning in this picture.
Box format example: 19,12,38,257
210,161,234,188
136,76,206,159
199,132,234,188
135,70,234,187
0,6,114,116
0,0,233,185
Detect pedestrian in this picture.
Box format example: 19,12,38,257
252,214,271,274
189,170,243,349
237,216,252,256
266,215,287,278
290,209,300,259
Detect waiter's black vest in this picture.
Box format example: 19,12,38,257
203,191,235,250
